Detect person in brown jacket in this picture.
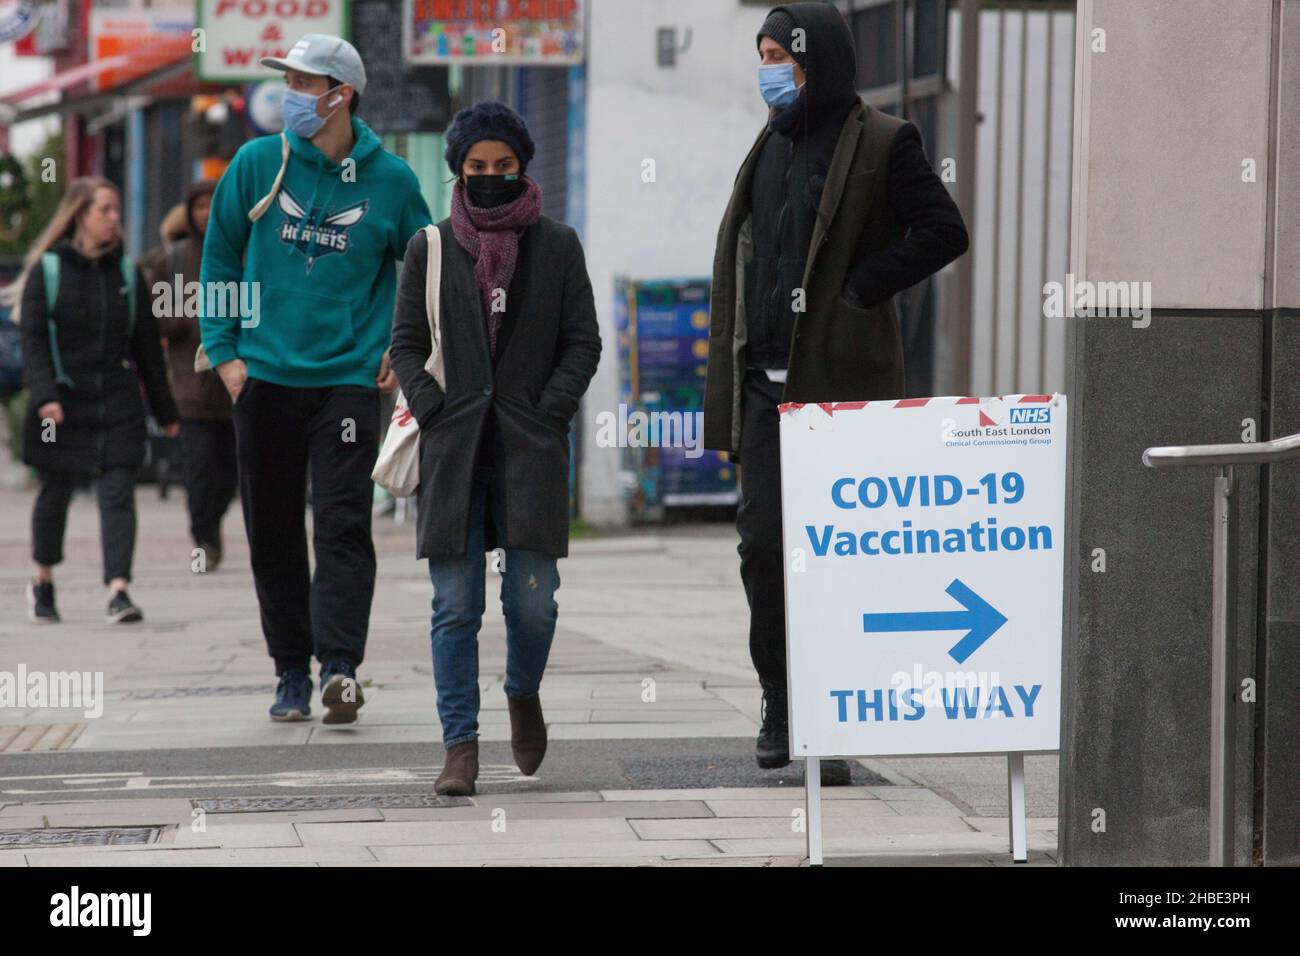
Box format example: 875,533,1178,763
138,202,191,282
151,180,235,570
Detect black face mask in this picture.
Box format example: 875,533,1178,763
465,174,525,209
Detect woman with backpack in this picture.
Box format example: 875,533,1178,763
0,176,179,623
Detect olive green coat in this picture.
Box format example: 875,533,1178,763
702,99,909,454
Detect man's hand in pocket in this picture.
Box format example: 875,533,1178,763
217,359,248,402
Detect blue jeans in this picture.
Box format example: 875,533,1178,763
427,467,560,746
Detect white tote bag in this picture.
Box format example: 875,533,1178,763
372,224,444,497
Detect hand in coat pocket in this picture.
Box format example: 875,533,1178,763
506,393,568,437
533,402,571,435
839,284,868,310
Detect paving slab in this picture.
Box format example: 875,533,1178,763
164,823,302,849
630,815,977,842
295,817,642,847
22,846,377,866
378,800,715,821
367,840,721,864
703,799,901,819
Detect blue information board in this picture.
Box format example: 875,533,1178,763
615,277,738,519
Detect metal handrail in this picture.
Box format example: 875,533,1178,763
1140,430,1300,867
1143,431,1300,468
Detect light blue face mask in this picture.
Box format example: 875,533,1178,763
282,85,343,139
758,63,802,109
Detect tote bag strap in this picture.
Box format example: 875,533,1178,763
422,223,445,391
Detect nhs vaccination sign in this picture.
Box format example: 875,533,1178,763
779,395,1067,758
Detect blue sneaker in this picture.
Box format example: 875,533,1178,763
320,661,365,725
270,669,312,722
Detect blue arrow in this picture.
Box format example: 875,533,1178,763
861,578,1007,664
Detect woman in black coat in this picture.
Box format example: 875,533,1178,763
5,177,179,624
388,102,601,796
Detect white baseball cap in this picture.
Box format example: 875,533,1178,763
261,34,367,95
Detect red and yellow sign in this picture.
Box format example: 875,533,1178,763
90,9,194,92
405,0,583,64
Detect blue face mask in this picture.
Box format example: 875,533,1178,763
758,63,801,109
282,85,342,139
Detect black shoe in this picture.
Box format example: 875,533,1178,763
320,661,365,725
819,759,852,787
756,682,791,769
106,589,143,624
196,539,222,573
270,669,313,721
27,580,59,623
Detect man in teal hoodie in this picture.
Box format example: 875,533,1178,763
200,34,432,724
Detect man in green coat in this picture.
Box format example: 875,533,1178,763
703,3,969,780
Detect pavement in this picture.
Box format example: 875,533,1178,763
0,478,1060,866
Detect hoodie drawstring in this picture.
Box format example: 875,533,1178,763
300,161,332,267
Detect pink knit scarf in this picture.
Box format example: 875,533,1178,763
449,176,543,355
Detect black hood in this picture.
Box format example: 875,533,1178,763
761,2,859,129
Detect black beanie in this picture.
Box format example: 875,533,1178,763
443,100,536,176
757,8,806,69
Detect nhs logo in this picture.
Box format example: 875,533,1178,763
1009,407,1051,424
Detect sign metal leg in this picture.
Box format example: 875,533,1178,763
805,757,824,866
1007,751,1027,862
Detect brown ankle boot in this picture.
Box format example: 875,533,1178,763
508,694,547,775
435,740,478,796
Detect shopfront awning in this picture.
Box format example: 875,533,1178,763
0,37,194,124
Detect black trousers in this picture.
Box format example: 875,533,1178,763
179,419,238,548
32,467,136,585
736,368,788,697
232,378,380,676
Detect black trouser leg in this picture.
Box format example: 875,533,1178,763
233,380,313,676
180,419,238,547
31,471,76,569
736,369,788,696
96,466,137,585
308,386,380,671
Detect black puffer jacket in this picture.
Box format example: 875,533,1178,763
21,238,178,475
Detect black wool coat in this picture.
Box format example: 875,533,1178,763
21,239,178,475
388,217,601,560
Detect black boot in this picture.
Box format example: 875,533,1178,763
756,682,791,769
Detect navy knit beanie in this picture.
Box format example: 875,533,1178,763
757,8,807,70
443,100,536,176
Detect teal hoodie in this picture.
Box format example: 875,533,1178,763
199,117,432,388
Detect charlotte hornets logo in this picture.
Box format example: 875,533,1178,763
277,187,368,272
